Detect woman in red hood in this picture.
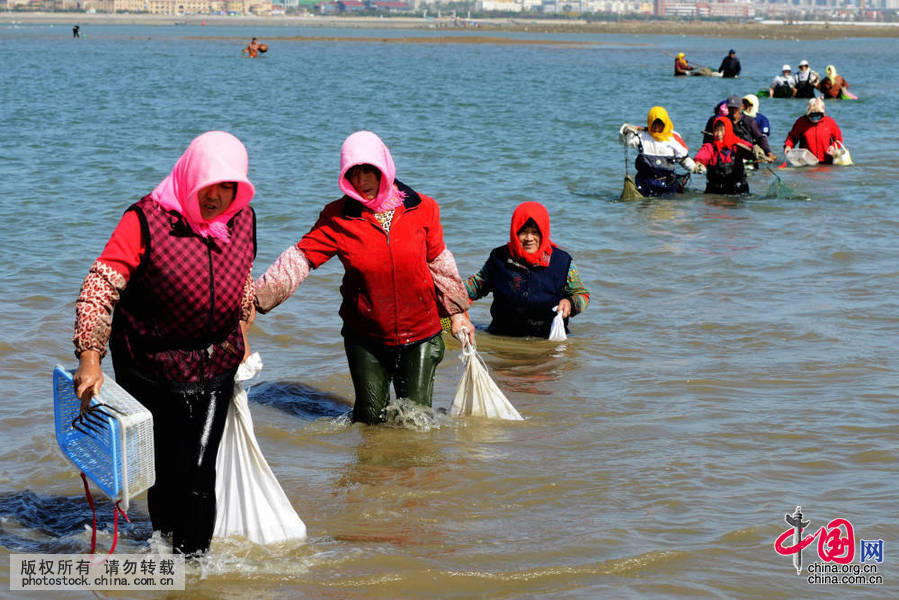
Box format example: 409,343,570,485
694,117,754,195
254,131,474,424
71,131,257,556
465,202,590,338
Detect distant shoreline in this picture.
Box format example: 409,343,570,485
4,12,899,39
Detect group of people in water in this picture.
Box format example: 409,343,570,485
674,49,741,78
70,130,589,556
769,61,850,99
628,51,852,197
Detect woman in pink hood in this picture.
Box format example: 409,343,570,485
255,131,474,424
72,131,257,556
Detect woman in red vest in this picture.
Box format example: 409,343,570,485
255,131,473,424
72,131,257,556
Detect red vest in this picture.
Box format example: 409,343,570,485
111,196,256,386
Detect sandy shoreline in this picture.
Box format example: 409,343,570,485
4,12,899,39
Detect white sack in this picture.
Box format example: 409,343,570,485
214,352,307,544
548,306,567,342
451,334,523,420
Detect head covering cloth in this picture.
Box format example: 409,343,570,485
507,202,556,268
711,116,739,152
150,131,255,244
646,106,674,142
338,131,405,213
742,94,760,118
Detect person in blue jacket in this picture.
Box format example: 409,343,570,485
465,202,589,338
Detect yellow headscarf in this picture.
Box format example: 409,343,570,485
826,65,838,83
646,106,674,142
676,52,685,59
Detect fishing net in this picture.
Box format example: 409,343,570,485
765,174,808,200
620,175,644,201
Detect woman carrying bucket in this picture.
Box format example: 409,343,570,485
72,131,257,556
254,131,473,425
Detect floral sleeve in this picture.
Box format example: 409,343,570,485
564,262,590,316
73,261,127,358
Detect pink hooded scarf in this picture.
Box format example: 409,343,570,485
150,131,255,243
338,131,405,213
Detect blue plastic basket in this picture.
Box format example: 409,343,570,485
53,365,155,510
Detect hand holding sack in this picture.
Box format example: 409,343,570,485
548,305,567,342
828,141,853,166
451,330,523,420
214,353,307,544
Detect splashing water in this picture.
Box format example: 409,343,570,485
380,398,446,431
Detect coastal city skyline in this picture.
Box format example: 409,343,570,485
4,0,898,17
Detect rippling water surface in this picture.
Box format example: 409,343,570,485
1,22,897,598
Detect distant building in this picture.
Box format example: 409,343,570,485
337,0,365,10
371,0,410,12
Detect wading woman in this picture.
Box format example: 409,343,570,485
72,131,257,556
254,131,473,424
465,201,589,338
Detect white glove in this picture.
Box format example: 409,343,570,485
619,123,640,136
681,156,697,172
692,162,707,174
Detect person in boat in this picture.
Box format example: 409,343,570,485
465,202,589,339
793,59,819,99
769,64,796,98
72,131,257,556
783,98,844,164
704,95,776,163
818,65,849,99
619,106,702,197
253,131,473,425
741,94,771,138
243,37,260,58
674,52,696,76
693,117,754,195
718,49,741,78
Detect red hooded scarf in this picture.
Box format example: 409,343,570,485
712,116,740,151
508,202,556,268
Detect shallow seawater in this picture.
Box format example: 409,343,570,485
1,22,897,598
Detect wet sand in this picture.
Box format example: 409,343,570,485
4,12,899,40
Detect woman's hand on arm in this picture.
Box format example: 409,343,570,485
451,312,476,347
73,351,103,412
254,245,311,314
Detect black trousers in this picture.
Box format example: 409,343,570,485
115,368,233,556
344,333,445,424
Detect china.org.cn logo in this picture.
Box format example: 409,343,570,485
773,506,885,585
